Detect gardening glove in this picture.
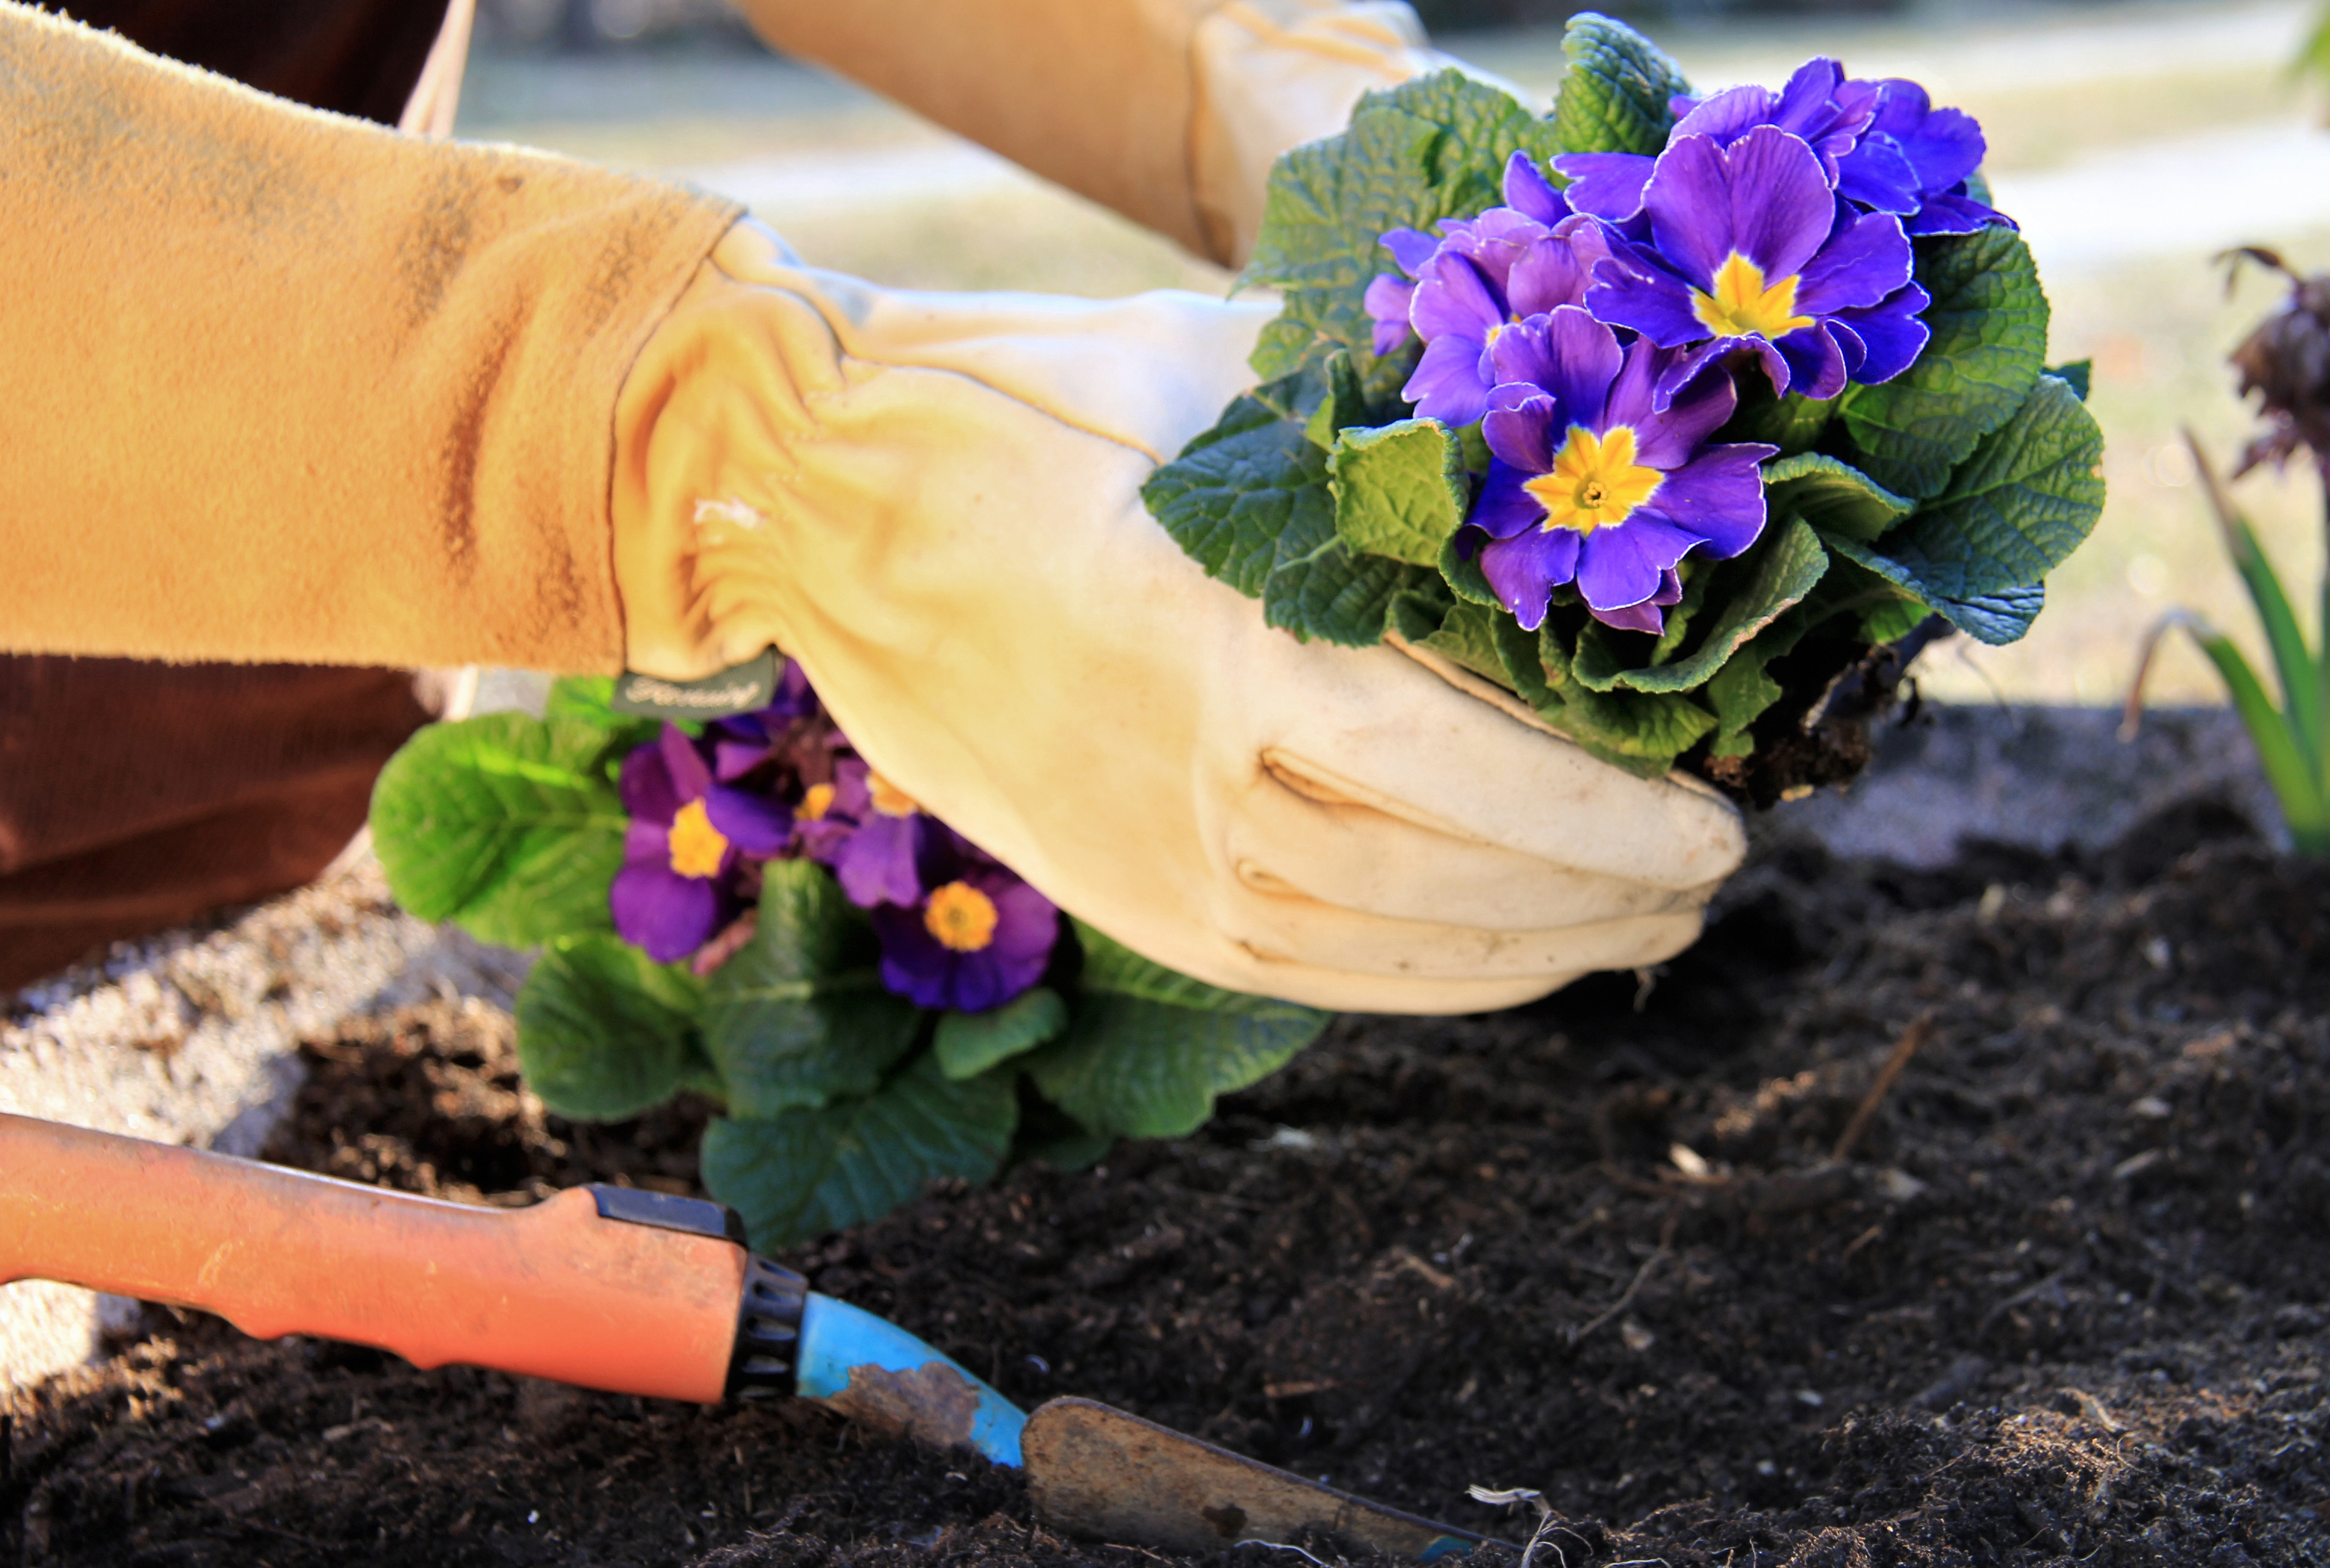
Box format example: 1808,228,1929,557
611,221,1743,1015
730,0,1526,269
1187,0,1532,266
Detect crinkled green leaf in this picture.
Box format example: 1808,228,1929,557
1720,381,1834,455
1028,923,1328,1139
1144,370,1330,597
702,1056,1018,1249
1489,618,1715,776
1704,609,1814,759
1264,533,1444,646
515,934,712,1121
1765,454,1916,544
1571,518,1829,694
703,862,921,1118
2048,358,2092,401
1549,13,1691,159
1836,228,2049,499
1416,600,1510,684
934,988,1067,1081
370,713,628,945
1838,375,2103,646
1243,71,1563,392
1329,419,1467,566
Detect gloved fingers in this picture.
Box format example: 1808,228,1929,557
712,230,1270,464
1221,774,1715,930
1244,637,1746,892
1218,887,1709,983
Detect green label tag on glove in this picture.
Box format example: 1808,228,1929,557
609,650,778,719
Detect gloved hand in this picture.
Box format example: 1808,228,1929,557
1188,0,1535,265
610,221,1742,1014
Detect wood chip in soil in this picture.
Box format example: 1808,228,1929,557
6,788,2329,1567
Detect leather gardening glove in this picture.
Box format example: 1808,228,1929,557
611,222,1744,1014
1189,0,1535,266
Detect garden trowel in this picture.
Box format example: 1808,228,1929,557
0,1113,1482,1561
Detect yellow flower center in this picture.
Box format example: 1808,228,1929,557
667,798,730,879
798,782,835,822
1522,424,1665,537
1691,252,1814,340
924,881,999,953
868,771,919,818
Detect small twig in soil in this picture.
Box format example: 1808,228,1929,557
1833,1012,1936,1162
1568,1247,1669,1346
1234,1541,1330,1567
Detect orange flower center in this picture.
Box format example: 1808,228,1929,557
798,782,835,822
924,882,1000,953
667,799,730,880
1691,252,1814,341
868,771,919,818
1522,424,1664,537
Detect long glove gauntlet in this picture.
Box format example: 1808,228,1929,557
612,225,1743,1013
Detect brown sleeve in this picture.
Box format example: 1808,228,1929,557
0,3,742,673
733,0,1227,261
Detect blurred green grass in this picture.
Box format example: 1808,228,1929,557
460,3,2330,709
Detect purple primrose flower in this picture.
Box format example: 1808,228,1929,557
1558,58,2009,239
706,661,818,783
1585,125,1930,405
612,724,793,962
804,756,930,909
1468,306,1774,634
868,833,1060,1012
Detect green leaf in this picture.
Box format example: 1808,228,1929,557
515,934,709,1121
1243,71,1563,393
1415,599,1511,684
1720,380,1834,455
1836,228,2049,498
1838,375,2104,645
1144,370,1330,598
2184,626,2330,850
1029,924,1328,1139
1491,621,1714,776
1765,454,1916,544
1264,535,1444,646
702,862,922,1118
702,1056,1019,1248
1704,609,1815,759
1329,420,1467,565
1549,13,1692,159
934,988,1068,1080
369,713,630,945
1569,518,1830,694
2047,359,2093,401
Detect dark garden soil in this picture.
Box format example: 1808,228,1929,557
7,783,2330,1567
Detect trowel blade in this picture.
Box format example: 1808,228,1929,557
1022,1397,1484,1562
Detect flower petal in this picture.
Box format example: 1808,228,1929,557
656,724,712,802
1636,443,1774,559
1583,249,1707,346
1834,281,1933,384
1627,344,1739,468
1380,226,1441,276
1674,81,1778,143
1401,332,1494,426
1722,125,1837,281
1774,323,1851,401
1480,527,1580,630
1505,229,1597,318
1533,305,1625,431
1473,458,1548,540
612,861,723,963
1642,134,1738,287
1481,393,1558,474
1794,208,1913,315
1364,273,1418,355
1503,150,1571,225
1552,152,1655,222
619,742,683,825
703,784,793,858
1836,135,1921,214
1410,250,1505,342
1574,512,1698,610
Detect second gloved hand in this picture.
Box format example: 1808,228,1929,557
611,222,1743,1014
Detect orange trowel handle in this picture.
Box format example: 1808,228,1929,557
0,1113,745,1403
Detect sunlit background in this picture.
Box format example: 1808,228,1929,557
456,0,2330,711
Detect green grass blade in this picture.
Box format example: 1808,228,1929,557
2188,625,2330,850
2187,432,2324,781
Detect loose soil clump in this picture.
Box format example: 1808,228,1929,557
6,790,2328,1567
